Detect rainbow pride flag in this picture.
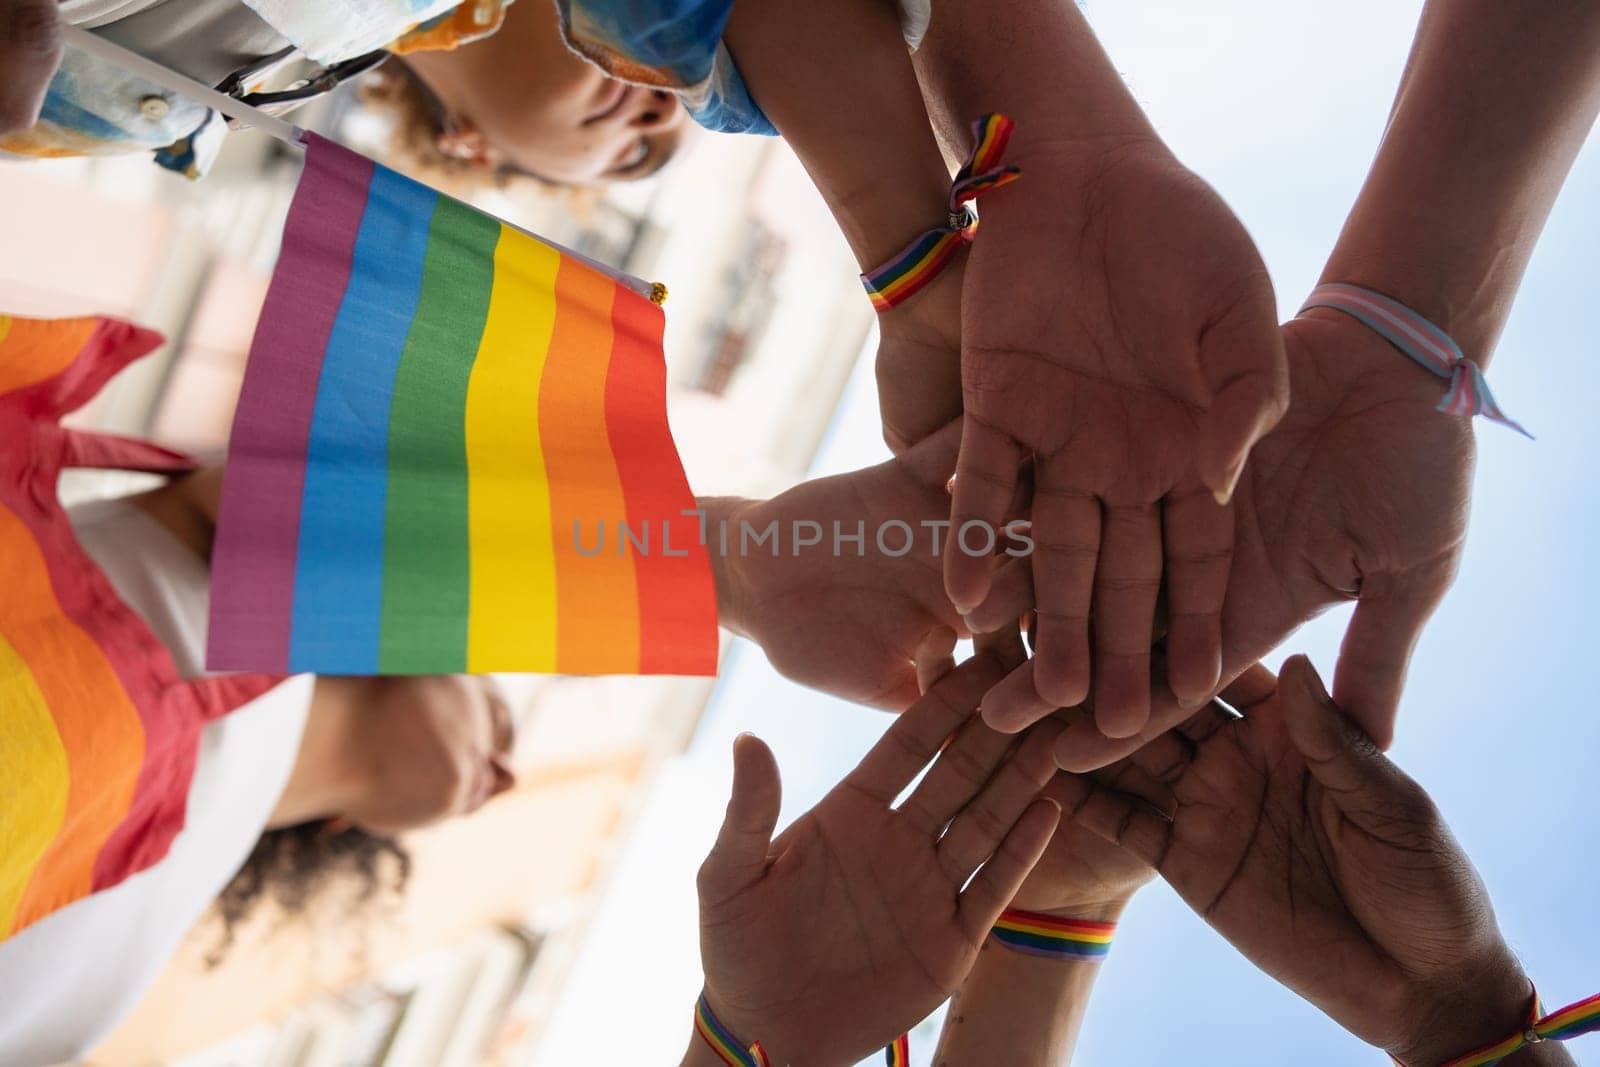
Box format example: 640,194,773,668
0,314,278,940
208,135,718,676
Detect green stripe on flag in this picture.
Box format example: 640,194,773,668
379,198,500,672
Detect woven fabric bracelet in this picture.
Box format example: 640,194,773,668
884,1032,910,1066
1389,985,1600,1066
1298,282,1531,438
990,908,1116,962
860,113,1021,312
694,993,771,1067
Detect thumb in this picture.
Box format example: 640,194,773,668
1196,305,1288,504
1280,654,1405,818
698,734,782,904
1331,572,1449,749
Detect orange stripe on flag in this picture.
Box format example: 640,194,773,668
0,503,146,932
541,260,641,673
0,316,96,397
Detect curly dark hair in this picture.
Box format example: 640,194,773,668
208,821,411,963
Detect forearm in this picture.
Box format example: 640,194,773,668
722,0,951,268
1321,0,1600,363
933,945,1104,1066
911,0,1159,165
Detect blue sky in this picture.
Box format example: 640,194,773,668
537,2,1599,1062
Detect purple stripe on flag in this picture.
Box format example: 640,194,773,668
207,135,374,671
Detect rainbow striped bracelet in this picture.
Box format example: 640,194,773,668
990,908,1116,963
1298,283,1531,438
694,994,770,1067
1389,985,1600,1067
860,114,1022,312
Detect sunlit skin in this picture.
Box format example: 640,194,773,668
401,0,688,184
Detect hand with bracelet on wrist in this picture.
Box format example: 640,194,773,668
900,0,1290,745
685,648,1062,1067
932,760,1154,1066
1058,655,1575,1066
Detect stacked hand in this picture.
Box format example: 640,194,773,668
1031,308,1475,771
715,420,1027,710
936,140,1288,741
874,139,1289,736
691,650,1061,1066
1060,656,1536,1065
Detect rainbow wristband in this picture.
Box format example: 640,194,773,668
860,114,1022,312
1388,984,1600,1066
884,1032,910,1066
1298,283,1531,439
990,908,1116,962
694,993,771,1067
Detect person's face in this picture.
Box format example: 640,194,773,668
402,0,688,184
345,675,517,835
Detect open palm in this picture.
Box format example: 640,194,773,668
950,142,1288,740
1063,657,1529,1063
695,652,1061,1065
1042,307,1478,771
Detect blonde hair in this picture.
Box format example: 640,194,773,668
357,59,545,194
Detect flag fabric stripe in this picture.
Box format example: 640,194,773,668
0,502,144,932
379,198,499,672
210,135,719,677
2,313,282,944
541,256,641,675
607,287,718,673
0,632,71,934
0,317,94,397
465,230,563,672
290,165,436,673
207,146,372,672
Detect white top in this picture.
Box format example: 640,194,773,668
0,497,313,1067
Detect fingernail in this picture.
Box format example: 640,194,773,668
1213,455,1246,506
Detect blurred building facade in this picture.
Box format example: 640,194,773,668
0,86,873,1067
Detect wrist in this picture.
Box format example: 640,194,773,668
1029,893,1136,925
694,987,771,1067
830,164,955,273
1391,949,1533,1067
1314,252,1511,373
936,931,1106,1064
914,0,1159,161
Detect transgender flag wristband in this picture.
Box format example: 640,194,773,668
1298,283,1531,439
991,908,1116,962
860,114,1021,312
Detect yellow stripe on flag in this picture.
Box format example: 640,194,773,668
0,633,70,934
464,227,563,670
